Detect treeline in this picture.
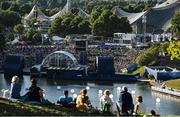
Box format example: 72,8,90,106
48,7,132,37
0,0,159,15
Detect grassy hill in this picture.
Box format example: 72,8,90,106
165,79,180,90
0,97,101,116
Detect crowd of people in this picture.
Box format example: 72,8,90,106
8,75,160,116
0,45,143,73
0,45,66,68
88,48,143,72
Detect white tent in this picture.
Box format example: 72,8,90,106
24,5,49,21
52,36,64,44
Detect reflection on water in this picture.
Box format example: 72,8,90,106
0,74,180,115
152,91,180,102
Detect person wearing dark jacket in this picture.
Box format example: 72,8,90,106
27,79,43,102
119,86,134,115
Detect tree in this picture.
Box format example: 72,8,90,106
0,10,21,27
21,34,28,42
1,1,11,10
32,32,42,43
19,3,32,15
8,3,20,13
167,41,180,60
49,13,90,37
89,7,102,28
61,17,72,36
14,24,25,40
14,24,24,35
171,11,180,38
78,20,91,34
0,33,5,51
48,17,63,36
161,42,169,55
92,19,104,36
136,46,159,66
26,28,36,41
91,9,132,36
26,18,37,28
70,16,83,34
8,33,15,42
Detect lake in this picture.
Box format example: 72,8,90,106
0,74,180,116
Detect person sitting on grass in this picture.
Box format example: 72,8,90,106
57,90,75,107
10,76,21,99
133,96,145,116
28,79,43,102
21,79,52,105
76,89,91,111
21,79,43,104
100,90,113,114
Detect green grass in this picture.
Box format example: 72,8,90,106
132,66,144,75
128,66,145,77
165,79,180,90
0,97,102,116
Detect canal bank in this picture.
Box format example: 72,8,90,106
0,97,101,116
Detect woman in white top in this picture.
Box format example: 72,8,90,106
100,90,113,114
10,76,21,99
134,96,145,115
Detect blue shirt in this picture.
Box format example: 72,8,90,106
58,96,73,105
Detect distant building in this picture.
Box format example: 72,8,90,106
113,33,149,48
65,34,92,52
113,0,180,34
23,0,90,32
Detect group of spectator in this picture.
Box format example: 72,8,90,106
0,45,144,73
10,75,47,104
9,75,160,116
0,45,66,68
88,48,143,72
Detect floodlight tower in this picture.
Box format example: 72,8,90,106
142,15,147,44
67,0,71,12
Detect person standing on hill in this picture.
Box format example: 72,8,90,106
133,96,145,116
119,86,134,115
